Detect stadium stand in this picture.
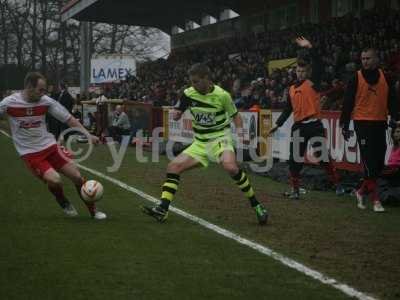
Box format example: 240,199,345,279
93,9,400,112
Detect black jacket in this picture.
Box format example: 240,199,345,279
59,90,74,113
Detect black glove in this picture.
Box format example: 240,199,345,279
388,119,398,129
342,128,352,141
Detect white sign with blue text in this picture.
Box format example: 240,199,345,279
91,55,136,84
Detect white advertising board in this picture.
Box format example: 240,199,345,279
91,55,136,84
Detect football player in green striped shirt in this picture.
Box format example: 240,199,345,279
142,63,268,225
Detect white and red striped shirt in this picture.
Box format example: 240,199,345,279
0,92,71,156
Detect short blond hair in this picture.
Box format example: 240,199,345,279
24,72,46,88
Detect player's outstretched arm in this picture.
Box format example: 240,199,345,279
273,92,293,132
67,116,99,144
267,126,279,137
0,98,8,116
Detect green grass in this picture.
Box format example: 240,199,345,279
0,133,399,299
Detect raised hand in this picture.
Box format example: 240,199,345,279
295,36,312,49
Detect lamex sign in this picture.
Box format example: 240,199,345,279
91,55,136,84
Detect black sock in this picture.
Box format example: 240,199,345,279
249,196,260,207
232,170,260,207
160,199,170,210
159,173,180,210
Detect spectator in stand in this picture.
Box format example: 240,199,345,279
100,9,400,114
58,82,75,141
47,84,61,139
259,88,270,109
58,82,74,114
386,126,400,175
72,107,82,123
321,78,345,110
269,90,284,109
108,105,131,143
380,126,400,203
87,112,96,133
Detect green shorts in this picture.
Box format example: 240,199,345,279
183,136,235,167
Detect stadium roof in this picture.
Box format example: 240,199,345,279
61,0,268,33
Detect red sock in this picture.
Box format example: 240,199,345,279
358,180,366,194
84,202,97,216
360,179,380,203
48,184,69,208
75,177,96,216
368,180,380,203
324,162,340,185
365,179,375,193
359,178,372,195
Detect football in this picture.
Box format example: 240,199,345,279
81,180,104,202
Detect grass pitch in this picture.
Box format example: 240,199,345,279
1,132,399,300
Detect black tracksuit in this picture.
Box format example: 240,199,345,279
340,69,398,179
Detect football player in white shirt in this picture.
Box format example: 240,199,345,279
0,72,106,219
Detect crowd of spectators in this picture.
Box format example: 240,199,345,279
99,9,400,111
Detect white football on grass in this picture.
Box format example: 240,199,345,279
81,180,103,202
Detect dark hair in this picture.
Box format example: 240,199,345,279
188,63,211,79
60,81,67,90
361,47,378,56
297,59,309,67
24,72,46,88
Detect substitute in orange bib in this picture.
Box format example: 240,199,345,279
340,47,399,213
269,37,343,200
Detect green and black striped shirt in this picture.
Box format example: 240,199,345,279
177,85,238,142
